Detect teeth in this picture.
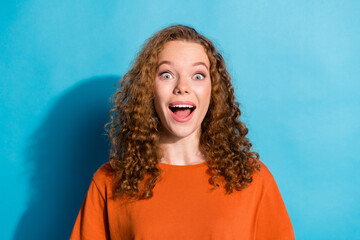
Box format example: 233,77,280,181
171,104,194,108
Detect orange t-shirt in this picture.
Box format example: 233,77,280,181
70,161,295,240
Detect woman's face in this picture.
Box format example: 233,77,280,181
154,40,211,141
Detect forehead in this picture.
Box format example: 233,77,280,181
157,41,210,67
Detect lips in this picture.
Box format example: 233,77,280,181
168,101,196,122
169,101,196,107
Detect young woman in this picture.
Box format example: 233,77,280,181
70,25,295,239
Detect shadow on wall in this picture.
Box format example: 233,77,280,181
13,76,120,240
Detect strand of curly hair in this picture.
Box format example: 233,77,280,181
105,25,260,201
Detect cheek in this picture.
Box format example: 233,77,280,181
195,83,212,115
154,81,168,112
202,82,212,104
153,95,164,123
154,80,162,102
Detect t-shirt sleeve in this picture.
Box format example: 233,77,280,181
70,178,110,240
254,166,295,240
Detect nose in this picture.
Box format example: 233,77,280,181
173,75,191,95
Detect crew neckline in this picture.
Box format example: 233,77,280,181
158,161,208,168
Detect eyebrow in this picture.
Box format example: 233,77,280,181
157,61,209,70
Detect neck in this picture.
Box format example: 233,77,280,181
158,129,206,165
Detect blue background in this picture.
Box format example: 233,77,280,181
1,1,359,239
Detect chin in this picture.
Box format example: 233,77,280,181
165,126,200,140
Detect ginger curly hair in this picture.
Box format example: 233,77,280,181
105,25,260,200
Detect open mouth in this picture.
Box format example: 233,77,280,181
169,105,196,119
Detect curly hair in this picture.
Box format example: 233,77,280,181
105,25,260,201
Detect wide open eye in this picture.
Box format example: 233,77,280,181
160,72,173,80
193,73,205,80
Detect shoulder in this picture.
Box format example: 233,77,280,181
251,160,279,190
257,161,275,179
251,161,295,238
91,162,114,197
93,162,114,181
